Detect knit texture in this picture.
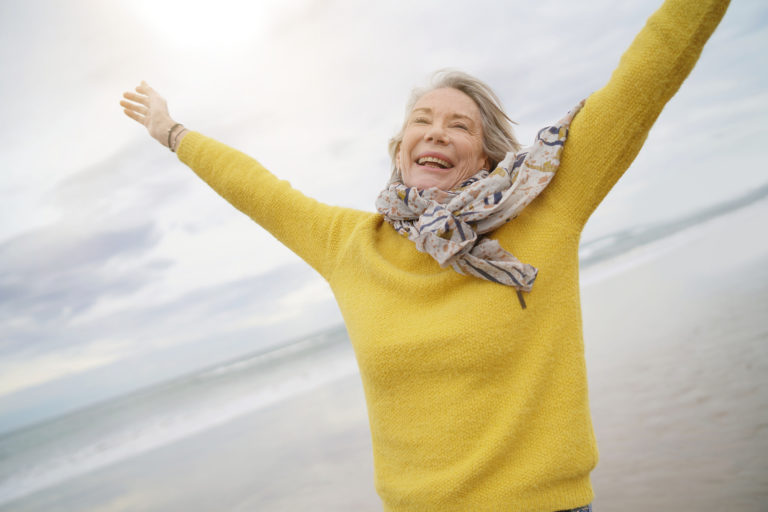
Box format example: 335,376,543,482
176,1,728,509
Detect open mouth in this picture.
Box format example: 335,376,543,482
416,155,453,169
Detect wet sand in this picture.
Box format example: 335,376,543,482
5,201,767,512
584,203,768,511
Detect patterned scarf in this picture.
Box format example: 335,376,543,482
375,101,584,308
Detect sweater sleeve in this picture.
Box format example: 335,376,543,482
176,131,371,280
549,0,729,227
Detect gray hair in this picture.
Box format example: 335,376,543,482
388,70,521,182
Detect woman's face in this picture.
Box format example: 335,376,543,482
397,87,489,190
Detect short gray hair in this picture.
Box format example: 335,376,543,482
388,70,521,182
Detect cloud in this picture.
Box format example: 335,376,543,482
0,222,168,363
0,338,133,397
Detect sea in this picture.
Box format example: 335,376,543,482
0,326,359,508
1,185,767,510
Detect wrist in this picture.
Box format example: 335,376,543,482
150,116,176,146
170,127,188,153
166,122,183,149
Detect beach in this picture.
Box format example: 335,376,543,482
584,200,768,511
2,198,767,512
3,376,378,512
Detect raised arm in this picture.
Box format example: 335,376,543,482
175,132,370,278
548,0,729,227
120,83,370,280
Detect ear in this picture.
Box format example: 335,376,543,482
395,143,402,171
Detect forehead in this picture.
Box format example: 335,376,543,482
411,87,482,120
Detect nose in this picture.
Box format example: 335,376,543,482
424,122,448,144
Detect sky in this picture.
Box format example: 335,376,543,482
0,0,766,434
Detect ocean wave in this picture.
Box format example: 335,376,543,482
0,354,358,506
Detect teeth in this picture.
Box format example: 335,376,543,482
418,156,452,168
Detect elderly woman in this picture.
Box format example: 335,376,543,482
121,0,728,510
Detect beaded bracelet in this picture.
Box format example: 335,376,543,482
167,123,183,150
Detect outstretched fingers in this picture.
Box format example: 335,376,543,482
123,108,145,124
120,98,148,114
136,80,154,95
123,91,149,106
120,97,147,125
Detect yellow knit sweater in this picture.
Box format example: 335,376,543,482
177,0,728,509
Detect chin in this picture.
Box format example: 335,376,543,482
404,173,453,191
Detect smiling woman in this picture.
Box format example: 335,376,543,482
119,0,729,510
388,71,522,191
397,88,490,191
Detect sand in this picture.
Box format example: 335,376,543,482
583,201,768,511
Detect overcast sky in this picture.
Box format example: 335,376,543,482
0,0,765,433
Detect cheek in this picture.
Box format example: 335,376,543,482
458,139,483,167
397,137,415,168
397,144,409,173
469,140,488,168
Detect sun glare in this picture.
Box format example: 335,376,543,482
129,0,288,51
